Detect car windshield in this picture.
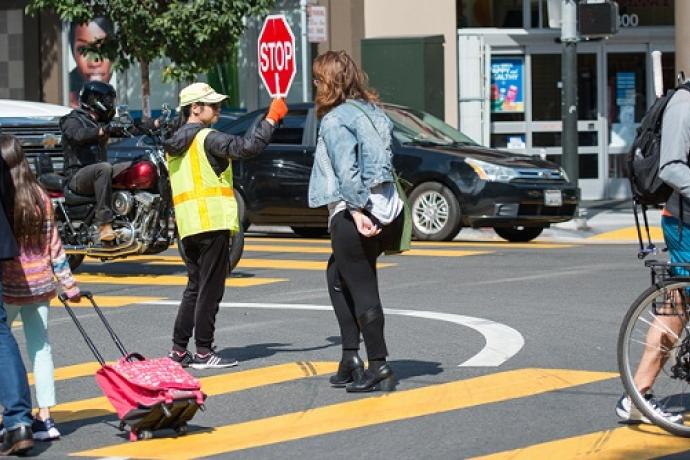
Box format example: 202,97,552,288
383,106,478,146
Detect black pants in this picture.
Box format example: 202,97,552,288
173,230,229,355
68,162,130,225
326,210,404,361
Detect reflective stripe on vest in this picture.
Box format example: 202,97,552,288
167,127,239,239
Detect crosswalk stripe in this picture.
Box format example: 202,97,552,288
244,244,492,257
75,274,287,288
50,361,338,424
73,368,616,459
49,296,163,308
469,424,690,459
245,236,573,249
113,257,394,271
588,226,663,242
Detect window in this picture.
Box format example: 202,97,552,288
458,0,523,28
272,110,308,144
531,54,597,121
617,0,674,27
214,113,254,136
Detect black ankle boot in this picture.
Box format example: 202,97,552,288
0,425,33,456
346,362,396,393
330,354,365,387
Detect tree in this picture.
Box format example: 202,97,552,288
27,0,275,116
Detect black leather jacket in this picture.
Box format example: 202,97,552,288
59,108,109,176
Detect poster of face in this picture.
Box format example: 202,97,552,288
64,17,116,108
490,57,524,113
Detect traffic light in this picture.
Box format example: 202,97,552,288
578,0,619,38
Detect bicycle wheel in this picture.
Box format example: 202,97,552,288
618,279,690,436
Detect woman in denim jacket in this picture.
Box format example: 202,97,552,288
308,51,404,392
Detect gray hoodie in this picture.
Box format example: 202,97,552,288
163,119,275,176
659,89,690,224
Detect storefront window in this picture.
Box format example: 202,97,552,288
532,54,597,121
530,0,549,28
546,154,599,179
457,0,523,28
607,53,646,150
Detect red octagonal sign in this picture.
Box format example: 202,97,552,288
258,15,296,98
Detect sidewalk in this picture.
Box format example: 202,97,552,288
455,199,663,244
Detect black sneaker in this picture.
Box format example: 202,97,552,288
31,417,60,441
190,351,238,369
168,350,193,368
0,425,33,456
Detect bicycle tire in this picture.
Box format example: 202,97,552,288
618,279,690,436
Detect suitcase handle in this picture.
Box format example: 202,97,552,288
58,291,129,364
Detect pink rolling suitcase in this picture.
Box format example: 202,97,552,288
59,291,206,441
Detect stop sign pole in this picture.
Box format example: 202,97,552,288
258,15,297,98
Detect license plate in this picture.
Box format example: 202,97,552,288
544,190,563,207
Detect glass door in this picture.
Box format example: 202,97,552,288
604,46,675,198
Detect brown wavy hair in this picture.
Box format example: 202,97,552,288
313,50,379,118
0,134,47,251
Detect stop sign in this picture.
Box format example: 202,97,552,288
258,15,296,98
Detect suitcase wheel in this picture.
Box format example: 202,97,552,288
137,430,154,441
174,423,188,436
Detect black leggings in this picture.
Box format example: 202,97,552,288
326,210,404,361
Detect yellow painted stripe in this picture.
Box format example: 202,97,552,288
246,236,573,249
75,274,286,288
244,244,492,257
49,296,163,308
74,368,616,459
52,361,338,424
470,424,690,460
133,257,395,271
589,226,663,242
28,361,103,386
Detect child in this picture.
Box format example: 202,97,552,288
0,134,81,441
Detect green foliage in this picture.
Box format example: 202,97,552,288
26,0,275,81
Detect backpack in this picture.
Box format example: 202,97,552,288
627,83,690,206
627,83,690,258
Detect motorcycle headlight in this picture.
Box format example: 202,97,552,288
465,158,519,182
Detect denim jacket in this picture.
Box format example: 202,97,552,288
308,100,395,209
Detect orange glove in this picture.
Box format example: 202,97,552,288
267,98,288,124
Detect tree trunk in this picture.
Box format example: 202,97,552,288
140,59,151,119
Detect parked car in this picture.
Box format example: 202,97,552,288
218,102,578,242
0,99,70,171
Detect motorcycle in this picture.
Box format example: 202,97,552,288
36,105,244,272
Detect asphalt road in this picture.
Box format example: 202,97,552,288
9,234,686,459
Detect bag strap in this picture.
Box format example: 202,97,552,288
344,101,407,186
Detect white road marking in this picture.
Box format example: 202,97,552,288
143,301,524,367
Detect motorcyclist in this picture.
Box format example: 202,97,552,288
59,81,158,243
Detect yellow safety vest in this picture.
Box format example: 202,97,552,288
167,128,239,240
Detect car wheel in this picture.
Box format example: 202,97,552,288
67,254,85,272
234,189,250,231
291,226,329,238
409,182,461,241
494,226,544,242
228,227,244,273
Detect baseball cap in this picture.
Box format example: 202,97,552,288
178,82,228,108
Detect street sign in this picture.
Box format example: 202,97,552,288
258,14,296,98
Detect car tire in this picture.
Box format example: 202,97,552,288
228,227,244,273
291,226,329,238
409,182,462,241
67,254,85,272
494,226,544,243
234,189,250,231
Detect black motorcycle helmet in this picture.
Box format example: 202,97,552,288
79,81,116,123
